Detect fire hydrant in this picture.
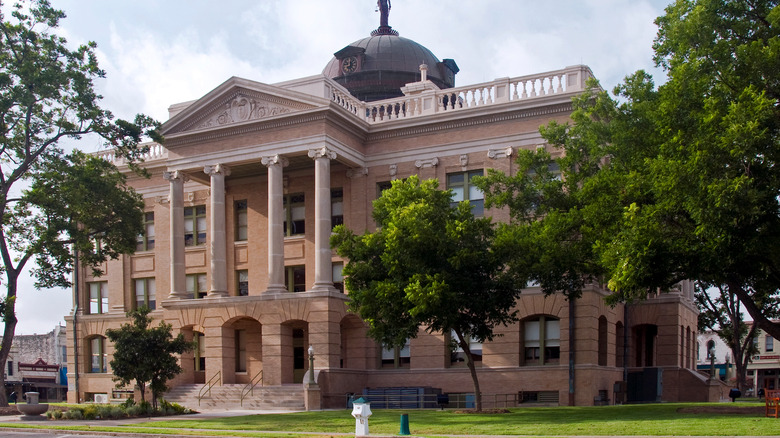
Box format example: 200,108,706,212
351,397,372,436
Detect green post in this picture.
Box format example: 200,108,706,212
399,413,410,435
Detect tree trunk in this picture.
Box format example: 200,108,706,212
0,277,19,407
455,332,482,412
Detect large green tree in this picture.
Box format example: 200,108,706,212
106,307,194,409
331,176,519,411
0,1,160,405
480,0,780,341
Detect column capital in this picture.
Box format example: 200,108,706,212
163,170,189,182
204,163,231,176
261,155,289,168
308,146,337,160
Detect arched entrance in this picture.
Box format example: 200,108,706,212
221,317,263,384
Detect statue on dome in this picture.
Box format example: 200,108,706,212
377,0,391,28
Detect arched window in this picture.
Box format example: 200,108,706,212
615,321,625,368
522,316,560,365
598,316,608,366
88,336,107,373
450,329,482,366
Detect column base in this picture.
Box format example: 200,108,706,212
304,383,321,411
168,291,190,299
264,285,288,294
311,283,338,294
207,290,229,298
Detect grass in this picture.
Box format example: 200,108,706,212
0,402,776,437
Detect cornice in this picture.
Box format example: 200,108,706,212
365,101,574,142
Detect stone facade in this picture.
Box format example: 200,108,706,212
65,64,706,407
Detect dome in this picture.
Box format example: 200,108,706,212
322,2,458,102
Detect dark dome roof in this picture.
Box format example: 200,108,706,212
322,6,458,102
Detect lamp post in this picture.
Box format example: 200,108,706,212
709,346,716,380
308,345,315,385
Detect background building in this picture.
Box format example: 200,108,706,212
66,6,718,408
6,324,68,402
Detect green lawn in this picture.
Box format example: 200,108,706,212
1,402,775,437
138,403,774,436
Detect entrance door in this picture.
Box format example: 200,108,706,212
293,329,305,383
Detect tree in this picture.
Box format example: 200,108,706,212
480,0,780,341
331,176,520,411
695,282,771,391
106,307,194,409
0,1,160,405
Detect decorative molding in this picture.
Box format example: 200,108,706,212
156,196,169,205
389,164,397,178
195,95,292,130
459,154,469,167
346,167,369,178
307,146,337,160
260,155,289,168
415,157,439,169
487,147,514,159
203,163,231,176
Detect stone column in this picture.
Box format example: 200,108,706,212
308,147,337,293
261,155,288,293
163,170,189,299
204,164,231,297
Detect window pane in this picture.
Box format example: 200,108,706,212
147,279,156,309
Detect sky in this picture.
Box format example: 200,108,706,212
11,0,673,335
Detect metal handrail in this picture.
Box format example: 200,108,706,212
240,370,263,406
197,371,221,406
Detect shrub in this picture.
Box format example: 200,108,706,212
122,397,135,408
109,406,125,419
64,409,83,420
138,400,153,415
125,404,143,417
81,404,99,420
52,409,63,420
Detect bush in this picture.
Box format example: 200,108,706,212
122,397,135,408
64,409,83,420
109,406,125,419
159,399,188,415
81,404,99,420
97,405,113,419
138,400,153,415
125,404,143,417
52,409,63,420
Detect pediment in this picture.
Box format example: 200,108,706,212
162,77,323,136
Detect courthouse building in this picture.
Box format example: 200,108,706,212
66,5,715,407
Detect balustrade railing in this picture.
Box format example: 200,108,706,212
343,65,591,125
93,142,167,165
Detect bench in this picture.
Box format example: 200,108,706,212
765,390,780,418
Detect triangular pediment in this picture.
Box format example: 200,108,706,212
162,77,325,136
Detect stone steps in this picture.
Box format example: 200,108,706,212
165,383,305,411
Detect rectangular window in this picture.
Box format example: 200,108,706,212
285,265,306,292
447,170,485,216
450,330,483,365
767,336,775,352
184,205,207,246
523,316,560,365
88,282,108,314
333,262,344,293
90,337,107,373
134,278,156,310
235,200,248,241
283,194,305,236
186,273,208,299
331,188,344,228
377,181,393,197
381,340,411,368
136,212,155,251
235,330,247,372
237,270,249,296
7,361,12,376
